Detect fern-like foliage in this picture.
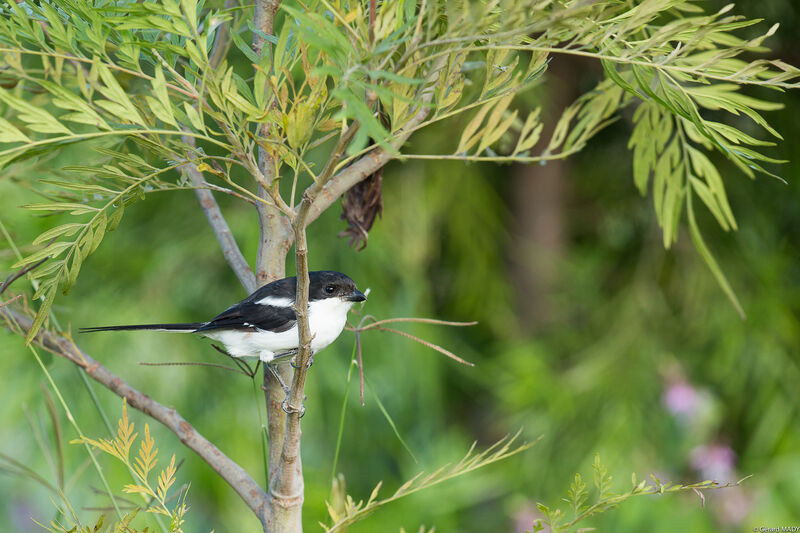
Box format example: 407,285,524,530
530,454,748,533
323,431,537,532
0,0,797,336
74,400,188,532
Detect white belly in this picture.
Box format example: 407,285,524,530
200,298,353,362
307,297,352,353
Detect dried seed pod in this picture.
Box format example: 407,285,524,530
339,168,383,250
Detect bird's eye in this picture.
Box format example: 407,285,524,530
325,285,335,294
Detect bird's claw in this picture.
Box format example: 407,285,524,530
281,397,305,418
290,354,314,369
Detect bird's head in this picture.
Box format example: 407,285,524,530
309,271,366,305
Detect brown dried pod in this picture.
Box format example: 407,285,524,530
338,167,383,250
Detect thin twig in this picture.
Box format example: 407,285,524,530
356,331,365,406
371,326,475,367
199,182,258,206
138,360,253,377
151,49,197,97
314,121,361,186
210,342,259,377
266,37,368,528
0,294,22,309
354,317,479,331
0,257,48,296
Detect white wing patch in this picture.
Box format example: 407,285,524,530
256,296,294,307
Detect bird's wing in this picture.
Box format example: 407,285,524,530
195,300,297,333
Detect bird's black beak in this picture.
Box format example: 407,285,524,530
346,289,367,302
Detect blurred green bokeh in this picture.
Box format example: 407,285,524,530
2,2,799,531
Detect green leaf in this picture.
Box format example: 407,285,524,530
592,454,613,500
91,211,107,253
688,147,736,230
231,29,259,63
146,65,177,126
0,88,71,135
183,102,205,132
108,205,125,232
285,100,316,149
690,176,730,230
23,203,99,215
687,192,745,318
457,100,495,154
334,89,394,154
0,117,31,143
32,223,84,245
547,102,580,153
367,381,418,463
601,59,637,94
180,0,198,34
26,284,57,344
14,242,72,267
38,80,110,130
94,62,144,125
477,95,517,154
273,24,292,70
281,5,352,66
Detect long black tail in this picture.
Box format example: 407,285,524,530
79,323,204,334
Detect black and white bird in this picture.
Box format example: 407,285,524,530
80,271,366,366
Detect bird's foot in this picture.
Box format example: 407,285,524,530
290,353,314,369
281,396,306,418
271,349,297,364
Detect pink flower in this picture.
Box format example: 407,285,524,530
663,379,700,419
690,444,737,482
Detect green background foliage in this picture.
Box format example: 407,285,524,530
1,0,799,531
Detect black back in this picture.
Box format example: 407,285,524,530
194,271,357,334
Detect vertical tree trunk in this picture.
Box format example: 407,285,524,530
251,2,304,531
510,162,567,327
509,59,583,330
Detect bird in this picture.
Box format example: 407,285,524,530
80,271,366,380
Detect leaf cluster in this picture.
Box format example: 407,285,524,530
323,431,536,532
76,400,188,531
530,455,748,533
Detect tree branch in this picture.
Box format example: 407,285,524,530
182,136,257,293
0,308,270,528
209,0,237,71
